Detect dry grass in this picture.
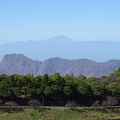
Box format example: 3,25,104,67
0,107,120,120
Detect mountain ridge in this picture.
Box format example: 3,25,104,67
0,54,120,77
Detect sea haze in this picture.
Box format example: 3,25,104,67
0,36,120,62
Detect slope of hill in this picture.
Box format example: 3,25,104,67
0,54,120,77
0,54,41,75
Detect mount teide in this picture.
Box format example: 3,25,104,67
1,35,120,61
0,54,120,77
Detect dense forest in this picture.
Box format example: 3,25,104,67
1,69,120,106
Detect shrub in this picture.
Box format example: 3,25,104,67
92,100,101,106
28,99,41,106
102,96,119,106
4,101,18,106
0,99,4,105
65,100,77,107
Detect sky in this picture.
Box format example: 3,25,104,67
0,0,120,44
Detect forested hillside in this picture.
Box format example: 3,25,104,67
1,69,120,106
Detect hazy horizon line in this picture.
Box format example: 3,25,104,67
1,35,120,45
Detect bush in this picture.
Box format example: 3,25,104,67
4,101,18,106
92,100,101,106
65,100,77,107
0,99,4,105
102,96,119,106
28,99,41,106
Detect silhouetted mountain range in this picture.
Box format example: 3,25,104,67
0,35,120,61
0,54,120,77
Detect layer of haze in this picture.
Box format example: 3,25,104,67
0,0,120,44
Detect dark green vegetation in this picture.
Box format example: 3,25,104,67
1,69,120,106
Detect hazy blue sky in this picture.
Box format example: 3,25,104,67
0,0,120,43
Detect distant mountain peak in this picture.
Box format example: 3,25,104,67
52,35,71,39
46,35,73,43
2,54,31,63
1,36,120,62
45,57,67,62
3,53,26,59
